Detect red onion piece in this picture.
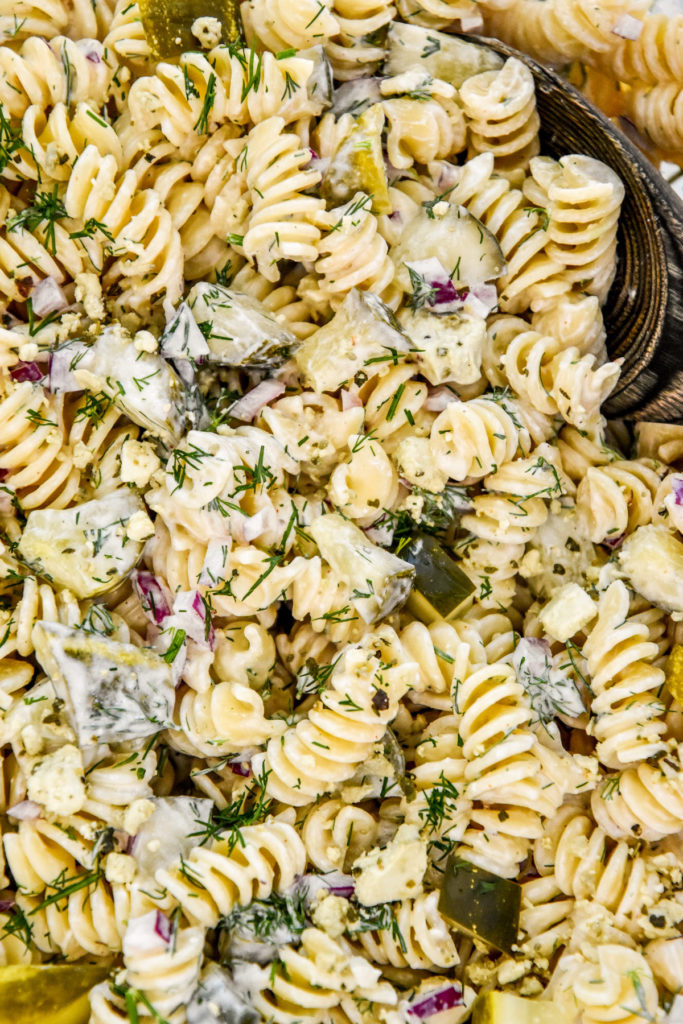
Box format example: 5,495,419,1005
341,388,363,410
124,911,172,954
10,361,43,383
32,277,68,317
612,14,643,38
7,800,41,820
132,570,172,625
229,760,251,777
0,899,16,913
466,282,499,318
49,342,89,393
407,984,464,1019
242,506,277,543
672,477,683,506
404,257,464,312
603,532,625,550
228,379,286,423
0,470,9,483
425,386,458,412
168,590,215,648
154,910,172,943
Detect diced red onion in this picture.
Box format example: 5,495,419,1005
425,386,458,412
229,760,251,777
10,361,44,383
295,871,355,904
32,277,68,317
404,258,464,313
124,911,172,955
154,910,172,943
612,14,643,38
242,506,277,543
7,800,41,820
603,532,625,550
672,477,683,506
198,539,230,586
0,486,15,514
341,388,363,410
49,342,89,393
132,570,172,625
407,984,465,1019
0,899,15,913
169,590,215,648
76,38,104,62
465,282,499,318
228,379,286,423
0,469,9,483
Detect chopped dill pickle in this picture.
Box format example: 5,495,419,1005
473,991,571,1024
384,23,503,87
139,0,241,58
438,855,521,953
400,533,474,623
321,104,392,215
0,964,109,1024
666,643,683,702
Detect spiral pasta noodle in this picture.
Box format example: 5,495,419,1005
460,58,540,177
576,459,662,544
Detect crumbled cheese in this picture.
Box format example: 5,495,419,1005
353,823,427,905
191,15,222,48
134,329,158,354
311,894,351,938
27,742,85,816
104,852,137,884
75,272,105,321
126,509,155,541
72,440,93,470
497,958,531,984
538,582,597,642
123,798,155,835
18,342,39,361
399,308,485,386
394,436,448,492
120,439,161,489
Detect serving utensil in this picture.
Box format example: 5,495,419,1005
469,35,683,422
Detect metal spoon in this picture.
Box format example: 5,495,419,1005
468,35,683,422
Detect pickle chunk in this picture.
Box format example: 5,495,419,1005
473,992,570,1024
384,23,503,87
321,104,392,215
295,289,411,393
33,622,175,746
185,282,298,368
310,513,414,623
438,854,521,952
139,0,241,58
401,533,474,623
19,492,148,598
0,964,109,1024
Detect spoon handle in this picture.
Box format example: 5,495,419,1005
472,35,683,422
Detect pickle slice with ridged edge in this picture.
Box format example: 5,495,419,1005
666,643,683,702
139,0,241,58
438,855,521,953
0,964,110,1024
473,991,571,1024
400,533,474,623
384,22,503,87
321,104,392,215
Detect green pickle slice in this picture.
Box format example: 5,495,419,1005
665,643,683,702
322,105,392,215
473,991,571,1024
0,964,110,1024
384,23,504,87
139,0,241,58
400,533,475,623
439,854,521,953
